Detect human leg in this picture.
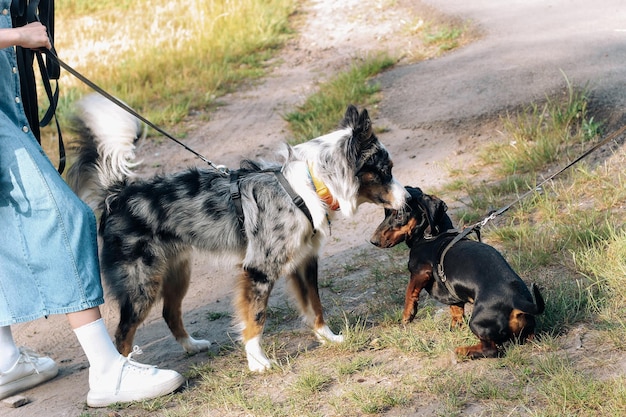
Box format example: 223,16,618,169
0,326,20,370
70,308,185,408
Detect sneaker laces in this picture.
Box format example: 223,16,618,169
16,347,44,375
114,345,156,395
0,347,45,377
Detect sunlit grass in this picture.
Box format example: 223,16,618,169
49,0,297,127
31,3,626,416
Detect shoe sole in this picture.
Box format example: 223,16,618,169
0,366,59,400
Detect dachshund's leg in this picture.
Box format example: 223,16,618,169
455,340,499,359
402,265,432,324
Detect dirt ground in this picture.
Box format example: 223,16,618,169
6,0,626,416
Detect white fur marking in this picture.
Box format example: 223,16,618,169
390,178,409,210
245,336,272,372
179,336,212,354
315,325,344,344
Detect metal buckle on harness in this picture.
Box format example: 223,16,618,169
437,263,446,282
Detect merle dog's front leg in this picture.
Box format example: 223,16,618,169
288,257,344,343
235,267,274,372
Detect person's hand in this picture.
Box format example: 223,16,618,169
15,22,51,50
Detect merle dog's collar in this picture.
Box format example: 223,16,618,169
307,163,340,211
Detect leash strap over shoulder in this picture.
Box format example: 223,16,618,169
437,226,481,279
273,171,315,229
230,171,245,233
229,169,315,236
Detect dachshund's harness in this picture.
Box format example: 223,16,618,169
430,226,482,303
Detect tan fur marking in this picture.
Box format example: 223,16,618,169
455,340,498,358
449,305,465,329
402,266,432,324
162,255,192,340
235,271,266,343
116,333,136,356
380,217,419,247
509,308,528,337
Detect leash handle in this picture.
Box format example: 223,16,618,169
42,49,228,176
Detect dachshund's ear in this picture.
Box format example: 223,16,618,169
406,186,424,201
415,196,436,235
432,196,454,233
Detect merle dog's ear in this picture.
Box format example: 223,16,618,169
344,105,378,169
344,106,374,145
284,144,296,162
341,105,359,129
357,108,373,141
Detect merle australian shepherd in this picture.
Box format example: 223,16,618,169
67,94,408,371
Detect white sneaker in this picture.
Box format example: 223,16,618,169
0,347,59,400
86,346,185,408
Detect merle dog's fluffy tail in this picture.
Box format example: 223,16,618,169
66,93,144,209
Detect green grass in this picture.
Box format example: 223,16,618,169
480,76,602,177
46,0,297,128
142,92,626,415
30,3,626,416
283,54,395,144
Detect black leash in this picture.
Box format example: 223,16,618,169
41,48,228,176
41,47,318,237
14,2,315,238
434,123,626,285
12,1,213,175
12,0,65,173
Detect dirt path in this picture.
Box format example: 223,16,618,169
6,0,626,415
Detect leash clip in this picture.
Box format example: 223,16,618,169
480,211,497,227
215,164,230,176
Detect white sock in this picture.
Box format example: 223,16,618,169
0,326,20,373
73,318,121,377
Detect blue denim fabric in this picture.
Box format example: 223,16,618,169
0,1,104,325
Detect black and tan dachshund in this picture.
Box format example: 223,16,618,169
371,186,544,358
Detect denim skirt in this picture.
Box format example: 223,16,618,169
0,30,104,326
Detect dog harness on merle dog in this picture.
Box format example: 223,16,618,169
229,168,314,236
